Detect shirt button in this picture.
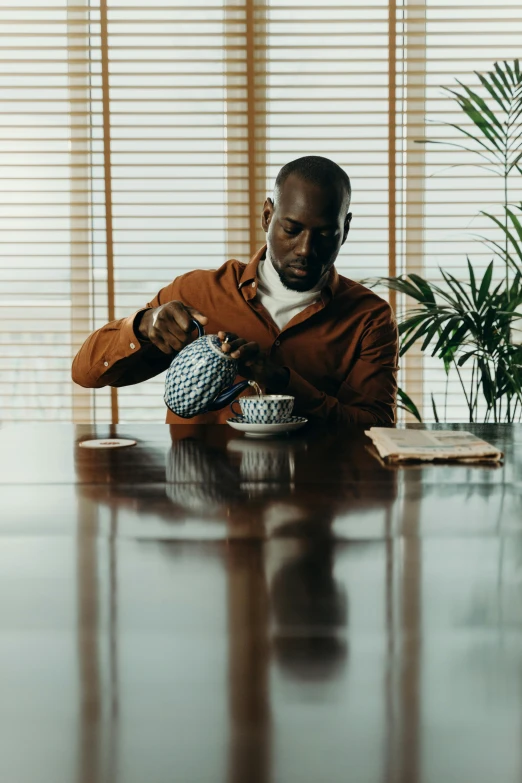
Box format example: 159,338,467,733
251,281,256,288
130,342,135,349
275,340,280,347
104,361,109,367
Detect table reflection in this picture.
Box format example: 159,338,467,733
69,428,404,783
3,424,522,782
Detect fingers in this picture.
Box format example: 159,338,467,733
218,331,237,342
218,331,239,354
222,339,247,355
218,331,261,366
158,320,189,351
187,306,209,326
147,320,175,354
148,301,208,353
151,315,188,353
230,341,261,365
152,334,175,355
168,301,197,334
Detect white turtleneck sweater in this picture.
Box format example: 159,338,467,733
255,251,329,331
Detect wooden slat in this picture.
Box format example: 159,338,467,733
100,0,118,424
388,0,396,314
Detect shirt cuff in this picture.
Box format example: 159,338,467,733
118,310,150,357
132,308,153,343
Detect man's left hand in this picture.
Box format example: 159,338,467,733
218,331,289,392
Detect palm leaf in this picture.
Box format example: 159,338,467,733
467,257,478,306
489,279,506,302
509,270,522,300
508,125,522,152
480,211,522,266
421,318,451,352
495,61,513,89
431,316,462,355
399,319,430,343
477,261,494,307
428,281,464,312
436,321,470,359
407,273,437,303
482,306,499,342
511,102,522,127
439,269,472,309
421,61,522,186
415,137,500,167
457,349,479,367
431,393,440,423
479,235,522,270
449,83,504,144
454,81,505,133
400,320,433,356
398,312,429,335
397,388,422,423
476,72,508,112
502,60,516,86
479,362,496,408
370,276,428,302
509,149,522,176
505,207,522,249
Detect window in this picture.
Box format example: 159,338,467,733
1,0,520,422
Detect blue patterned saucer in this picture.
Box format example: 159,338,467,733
226,416,308,438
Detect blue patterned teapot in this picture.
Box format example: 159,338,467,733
164,320,255,418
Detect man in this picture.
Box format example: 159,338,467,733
72,156,398,425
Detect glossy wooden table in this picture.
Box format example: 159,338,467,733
1,421,522,783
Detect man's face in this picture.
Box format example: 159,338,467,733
262,173,352,292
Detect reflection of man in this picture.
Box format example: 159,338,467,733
72,155,398,425
267,537,348,682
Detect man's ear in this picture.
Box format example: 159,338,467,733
342,212,352,245
262,198,274,233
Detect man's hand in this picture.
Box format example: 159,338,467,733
218,331,290,392
138,301,208,354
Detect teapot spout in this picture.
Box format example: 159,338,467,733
205,380,253,412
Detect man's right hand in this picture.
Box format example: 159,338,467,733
138,301,208,354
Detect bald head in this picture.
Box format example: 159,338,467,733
262,157,352,291
273,156,351,216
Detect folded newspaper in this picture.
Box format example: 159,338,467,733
365,428,503,464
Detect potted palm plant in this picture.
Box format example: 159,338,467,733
376,60,522,423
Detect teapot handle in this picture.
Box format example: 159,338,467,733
190,318,205,338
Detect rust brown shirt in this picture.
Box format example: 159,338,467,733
72,246,398,425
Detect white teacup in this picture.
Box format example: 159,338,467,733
231,394,294,424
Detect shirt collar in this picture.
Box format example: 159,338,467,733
238,245,266,291
239,244,340,299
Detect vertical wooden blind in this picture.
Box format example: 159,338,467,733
1,0,521,422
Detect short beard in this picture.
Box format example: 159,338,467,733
266,245,317,292
277,268,314,292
